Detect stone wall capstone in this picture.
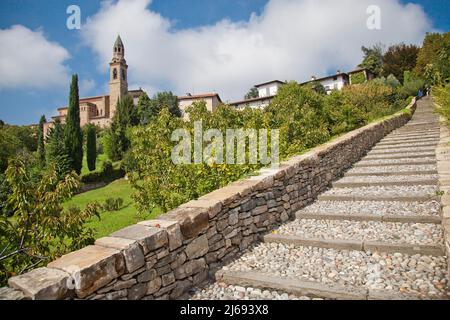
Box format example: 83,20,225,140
0,99,416,300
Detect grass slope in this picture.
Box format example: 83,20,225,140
64,179,161,239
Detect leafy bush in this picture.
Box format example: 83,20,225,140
350,71,366,84
433,83,450,121
127,82,408,213
399,78,425,98
102,197,124,212
0,157,100,285
80,160,124,184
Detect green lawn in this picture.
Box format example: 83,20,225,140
64,179,162,239
80,153,108,176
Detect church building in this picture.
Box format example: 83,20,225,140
43,36,145,137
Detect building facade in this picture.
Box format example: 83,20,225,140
43,36,145,138
178,93,222,119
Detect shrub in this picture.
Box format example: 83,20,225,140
0,157,100,285
127,82,408,214
102,197,124,212
86,125,97,172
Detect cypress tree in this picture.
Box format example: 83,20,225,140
46,120,71,180
37,115,46,167
86,125,97,172
64,74,83,174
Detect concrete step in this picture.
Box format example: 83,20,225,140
368,147,435,155
216,270,368,300
363,152,435,160
381,135,439,141
263,234,445,256
375,141,438,148
385,134,440,140
332,175,437,188
318,185,438,202
354,159,436,167
345,164,437,176
295,211,441,224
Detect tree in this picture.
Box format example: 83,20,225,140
137,93,152,125
37,115,46,168
64,74,83,174
244,87,259,100
0,120,4,127
382,43,419,83
415,32,450,84
358,43,384,75
105,95,136,161
0,156,100,286
86,125,97,172
46,120,71,180
139,91,181,123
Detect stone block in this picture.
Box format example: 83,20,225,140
180,199,222,219
128,282,147,300
185,234,209,259
160,207,209,239
48,245,125,299
110,224,168,255
8,267,70,300
138,220,183,251
146,277,162,295
95,237,145,273
173,258,206,280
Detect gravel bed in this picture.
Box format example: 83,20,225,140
299,200,441,217
223,243,449,298
336,174,438,183
357,157,436,165
347,165,437,174
321,185,438,197
189,283,320,300
275,219,444,245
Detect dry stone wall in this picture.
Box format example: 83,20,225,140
0,100,416,300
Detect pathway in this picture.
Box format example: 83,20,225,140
189,97,449,300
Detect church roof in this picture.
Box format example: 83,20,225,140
114,35,124,47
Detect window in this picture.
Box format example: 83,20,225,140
122,69,126,80
113,68,117,80
333,76,338,81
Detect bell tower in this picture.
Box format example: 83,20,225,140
109,35,128,117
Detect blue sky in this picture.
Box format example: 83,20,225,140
0,0,448,125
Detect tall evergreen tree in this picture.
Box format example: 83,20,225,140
64,74,83,174
46,120,71,180
105,95,135,161
86,125,97,172
37,115,46,167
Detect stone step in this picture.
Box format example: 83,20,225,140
375,141,438,148
263,234,445,256
363,153,435,160
381,135,439,142
345,164,437,176
216,270,367,300
296,199,441,221
317,185,438,202
385,134,440,140
215,242,449,299
354,159,436,167
216,270,445,300
295,211,441,224
332,175,437,188
368,147,435,155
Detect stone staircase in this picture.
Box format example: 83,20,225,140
190,97,449,300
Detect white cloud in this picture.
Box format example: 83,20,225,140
82,0,432,101
0,25,70,90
